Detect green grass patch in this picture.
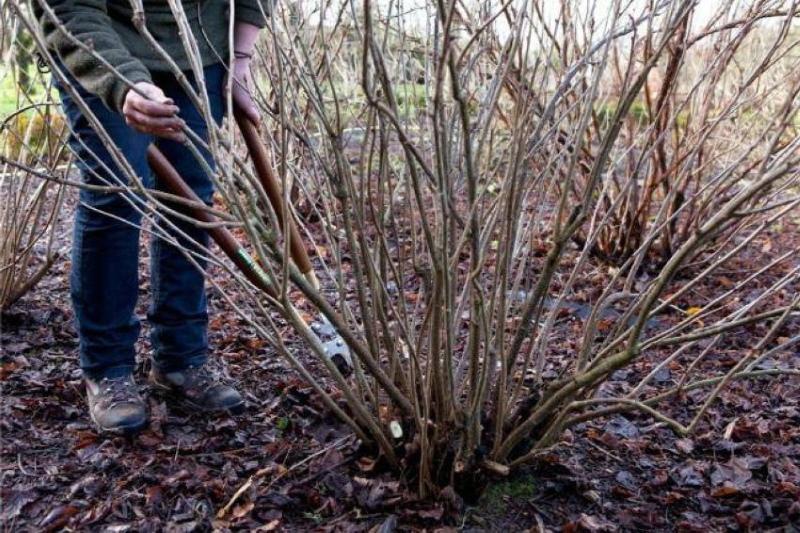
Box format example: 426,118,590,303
595,100,650,129
0,72,24,118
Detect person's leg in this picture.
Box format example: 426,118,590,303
57,69,153,380
148,63,225,373
147,64,244,414
55,65,152,434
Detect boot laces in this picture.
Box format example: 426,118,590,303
99,376,136,406
184,366,217,389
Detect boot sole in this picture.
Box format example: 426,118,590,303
89,410,148,436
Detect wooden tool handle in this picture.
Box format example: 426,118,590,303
147,145,276,298
233,107,314,276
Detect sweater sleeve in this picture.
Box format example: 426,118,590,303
234,0,271,28
34,0,152,112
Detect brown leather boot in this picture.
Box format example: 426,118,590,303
85,374,148,435
148,365,245,414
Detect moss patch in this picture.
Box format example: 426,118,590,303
477,473,537,514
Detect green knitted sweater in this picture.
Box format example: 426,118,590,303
35,0,270,112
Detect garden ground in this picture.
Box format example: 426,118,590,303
1,191,799,531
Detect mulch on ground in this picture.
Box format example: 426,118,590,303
2,191,798,531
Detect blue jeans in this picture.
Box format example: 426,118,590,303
56,64,226,380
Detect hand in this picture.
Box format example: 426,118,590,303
122,82,185,142
229,57,261,127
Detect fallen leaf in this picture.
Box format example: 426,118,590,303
0,489,38,521
675,438,694,454
231,501,254,519
370,515,397,533
259,519,281,531
0,361,19,380
711,484,739,498
576,513,618,532
605,416,639,439
723,418,737,440
39,505,79,532
146,485,163,508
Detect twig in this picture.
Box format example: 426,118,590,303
216,434,353,518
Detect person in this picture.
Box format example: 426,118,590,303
34,0,269,434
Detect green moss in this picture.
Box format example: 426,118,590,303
478,474,536,513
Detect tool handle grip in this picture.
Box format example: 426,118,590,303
147,145,276,297
233,107,314,276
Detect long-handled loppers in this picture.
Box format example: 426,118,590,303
145,104,352,372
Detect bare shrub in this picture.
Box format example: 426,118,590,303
11,0,799,497
0,12,67,310
558,3,800,267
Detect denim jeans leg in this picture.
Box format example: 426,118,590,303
148,63,226,372
57,72,154,380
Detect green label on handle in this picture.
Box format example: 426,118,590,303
236,248,272,288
